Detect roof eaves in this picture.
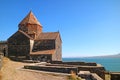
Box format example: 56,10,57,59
18,30,33,40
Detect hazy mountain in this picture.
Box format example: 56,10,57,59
90,53,120,58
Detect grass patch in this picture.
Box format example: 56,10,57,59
68,76,81,80
105,73,111,80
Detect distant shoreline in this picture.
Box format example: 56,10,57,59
63,53,120,58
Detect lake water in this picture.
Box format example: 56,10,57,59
62,57,120,72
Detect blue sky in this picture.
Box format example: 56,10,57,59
0,0,120,57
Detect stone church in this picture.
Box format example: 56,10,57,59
8,11,62,62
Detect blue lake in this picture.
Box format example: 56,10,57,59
63,57,120,72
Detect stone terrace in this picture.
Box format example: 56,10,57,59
24,61,106,80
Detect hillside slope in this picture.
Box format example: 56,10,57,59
1,58,67,80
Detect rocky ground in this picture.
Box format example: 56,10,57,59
1,57,68,80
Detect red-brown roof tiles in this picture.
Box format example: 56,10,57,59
36,32,59,40
8,30,33,40
19,11,42,26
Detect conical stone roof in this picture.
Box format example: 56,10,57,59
19,11,42,26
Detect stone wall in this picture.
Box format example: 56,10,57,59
8,31,30,58
53,34,62,61
49,62,105,79
51,61,97,66
0,41,7,56
78,66,105,79
19,24,42,39
24,63,106,79
32,40,55,52
78,72,103,80
47,63,105,79
24,65,78,74
110,72,120,80
30,54,52,62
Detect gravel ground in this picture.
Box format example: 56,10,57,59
1,58,68,80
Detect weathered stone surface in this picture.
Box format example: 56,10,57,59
24,62,106,79
78,66,105,79
24,65,78,74
51,61,97,66
8,30,31,58
110,72,120,80
0,41,7,54
7,11,62,62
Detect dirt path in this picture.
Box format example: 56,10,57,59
1,58,67,80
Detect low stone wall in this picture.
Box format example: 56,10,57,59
24,63,106,79
23,60,106,80
78,66,105,79
110,72,120,80
24,65,78,74
46,63,105,79
46,64,74,67
78,72,103,80
52,61,97,66
51,61,62,64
